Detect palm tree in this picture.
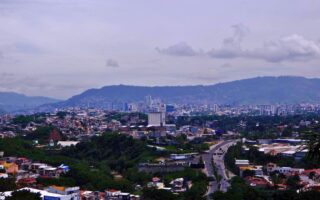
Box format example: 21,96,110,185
303,130,320,161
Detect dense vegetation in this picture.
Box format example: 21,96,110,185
60,133,159,173
142,188,177,200
0,178,41,199
0,133,209,199
0,178,16,192
24,126,57,144
5,190,41,200
0,133,159,191
11,114,46,128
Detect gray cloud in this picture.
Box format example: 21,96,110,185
0,73,51,92
0,73,85,99
159,25,320,63
208,24,248,59
156,42,199,57
208,34,320,62
221,63,232,68
0,48,4,59
221,24,248,50
106,59,120,68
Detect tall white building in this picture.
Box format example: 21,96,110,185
213,104,219,113
148,112,165,127
145,95,153,107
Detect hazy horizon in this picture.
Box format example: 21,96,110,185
0,75,317,100
1,0,320,99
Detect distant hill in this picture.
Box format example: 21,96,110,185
0,92,61,112
55,76,320,108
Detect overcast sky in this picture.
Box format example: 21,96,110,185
0,0,320,99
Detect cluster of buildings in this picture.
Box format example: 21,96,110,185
234,138,320,192
0,108,216,199
0,154,69,186
1,96,319,143
234,158,320,192
243,138,308,161
0,108,220,150
0,152,199,200
0,109,146,140
54,95,320,117
0,154,140,200
146,176,192,194
213,104,320,116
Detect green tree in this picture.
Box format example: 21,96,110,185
142,188,176,200
198,156,204,165
211,176,262,200
12,115,34,127
24,126,53,144
308,171,316,180
242,170,255,178
286,174,301,190
270,173,282,188
182,181,207,200
36,177,76,187
305,130,320,161
0,178,16,192
5,190,41,200
56,111,68,119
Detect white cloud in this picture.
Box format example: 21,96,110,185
250,35,320,62
208,34,320,62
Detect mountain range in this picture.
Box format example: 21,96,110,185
56,76,320,108
1,76,320,113
0,92,60,113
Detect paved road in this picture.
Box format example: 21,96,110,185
202,141,222,195
212,141,235,192
202,140,236,198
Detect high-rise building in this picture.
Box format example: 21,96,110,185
148,112,165,127
213,104,219,113
145,95,153,107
